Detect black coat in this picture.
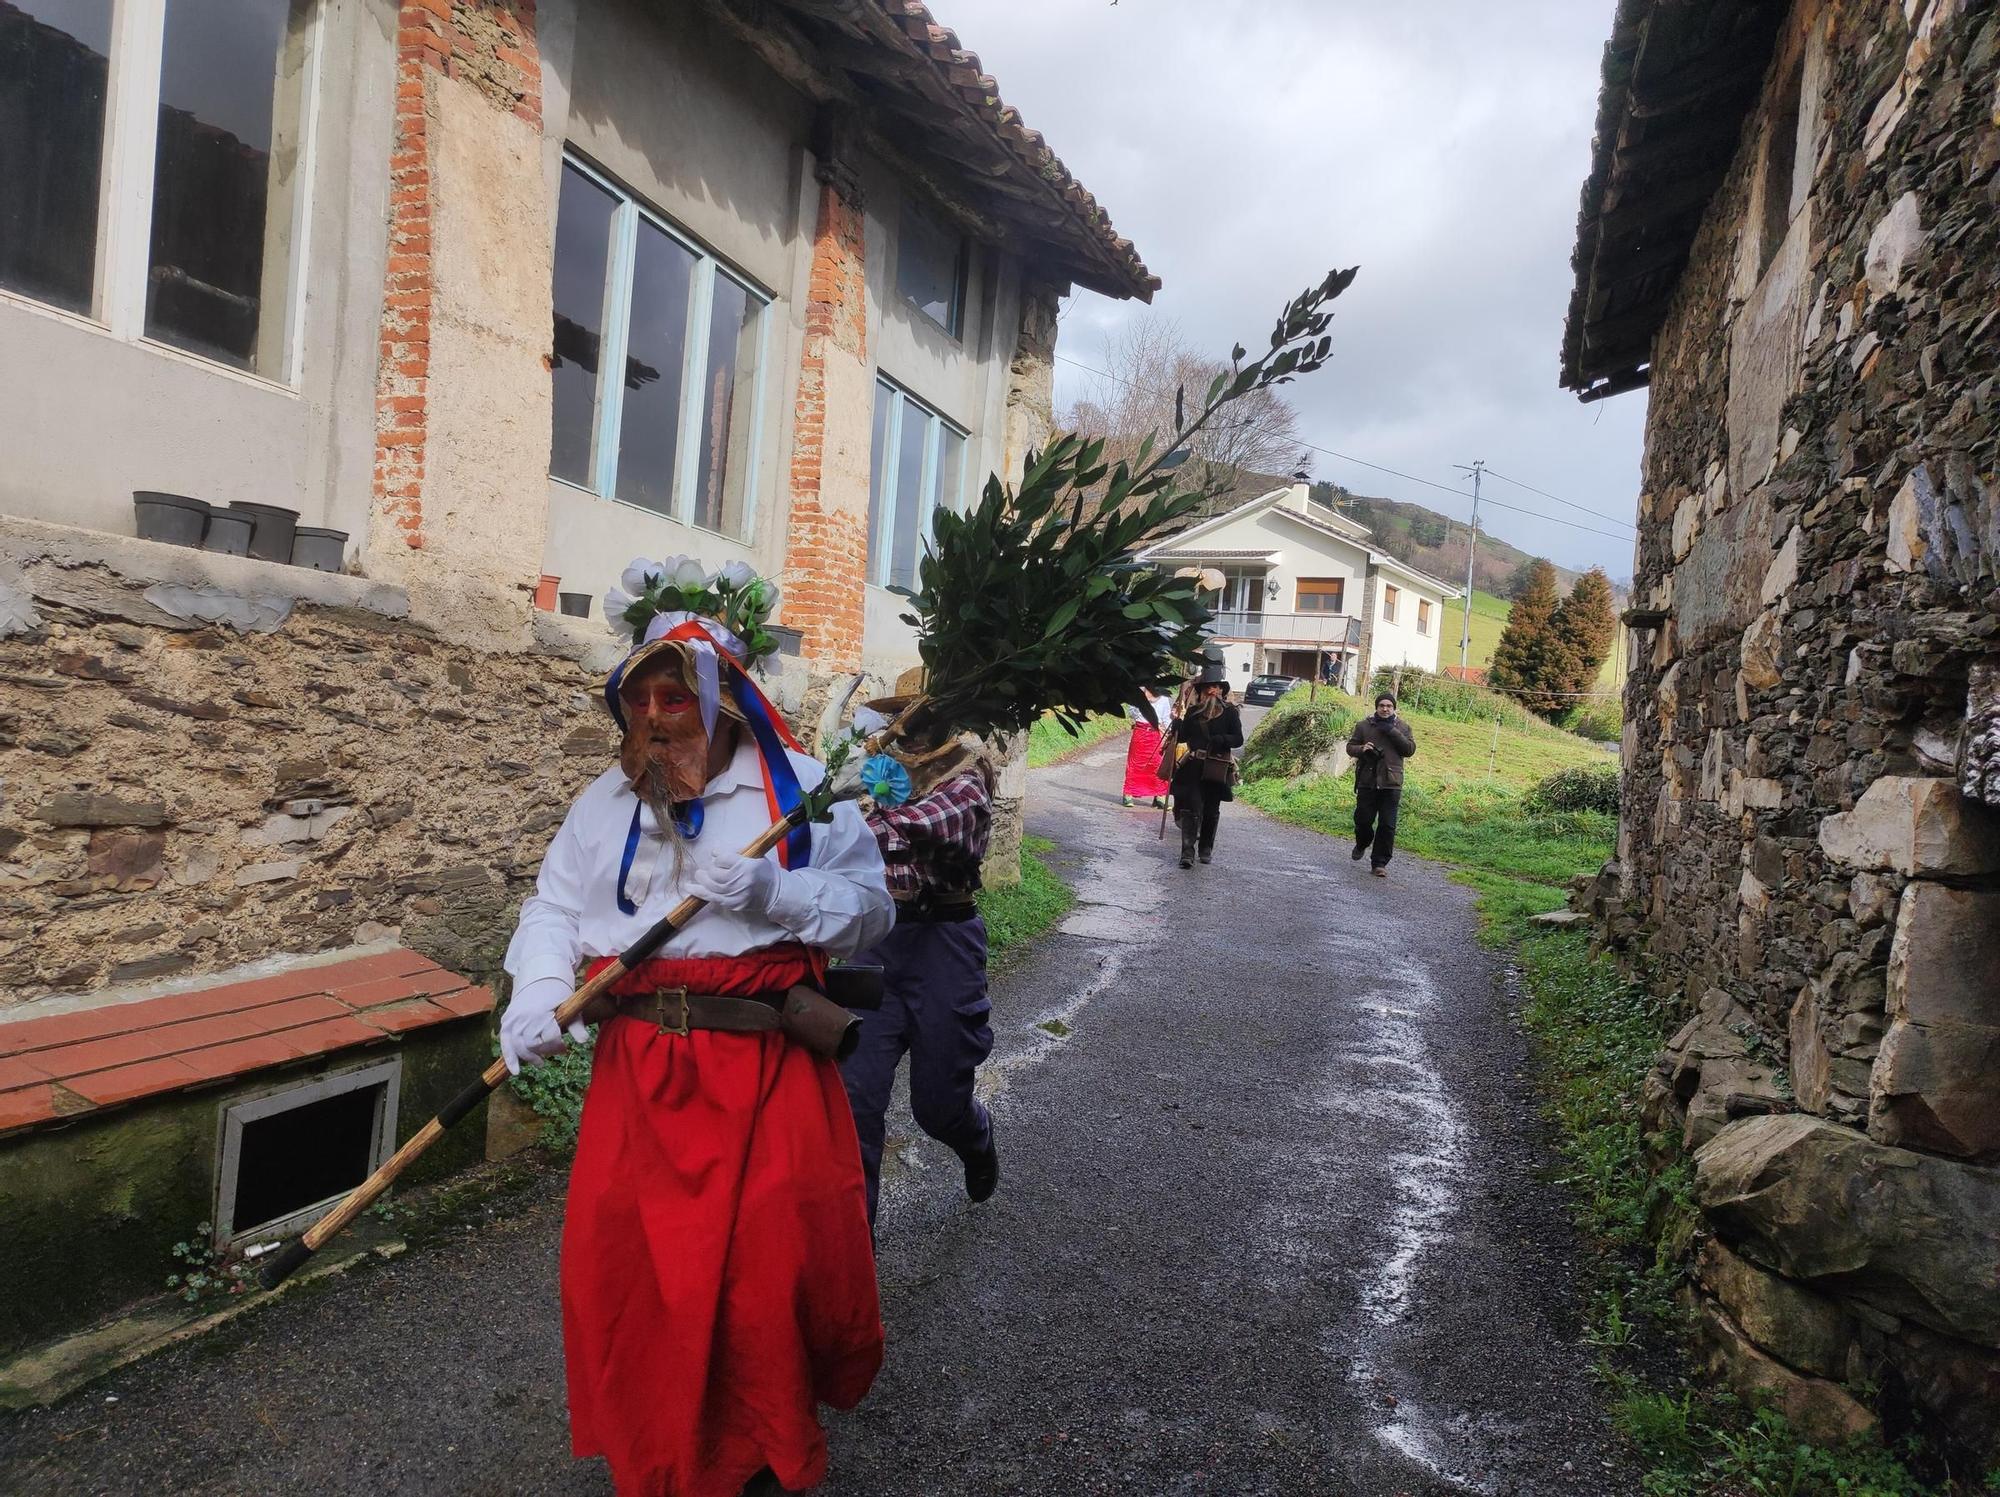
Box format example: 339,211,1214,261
1170,704,1245,802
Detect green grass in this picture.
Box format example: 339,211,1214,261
1026,711,1129,767
1240,697,1615,943
979,834,1075,964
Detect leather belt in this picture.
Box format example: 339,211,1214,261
896,890,980,924
611,987,785,1037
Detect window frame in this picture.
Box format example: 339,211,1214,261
0,0,325,389
1381,583,1400,623
894,198,968,341
1417,598,1432,636
868,377,967,590
551,151,773,543
1295,577,1346,614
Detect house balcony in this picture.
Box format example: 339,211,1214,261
1205,611,1362,647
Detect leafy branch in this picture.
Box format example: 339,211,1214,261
897,268,1358,741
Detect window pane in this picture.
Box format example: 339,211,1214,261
889,398,930,593
0,0,113,313
930,425,964,518
866,383,894,584
895,201,963,337
549,163,617,488
692,271,762,538
615,217,695,516
146,0,314,373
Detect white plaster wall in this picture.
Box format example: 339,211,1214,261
1368,569,1449,673
0,0,397,562
534,0,813,617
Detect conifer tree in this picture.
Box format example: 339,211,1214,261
1487,558,1558,699
1517,566,1618,720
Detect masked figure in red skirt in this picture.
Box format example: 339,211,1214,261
502,557,895,1497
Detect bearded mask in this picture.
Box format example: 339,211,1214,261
619,659,713,807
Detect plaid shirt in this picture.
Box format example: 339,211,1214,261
866,768,992,901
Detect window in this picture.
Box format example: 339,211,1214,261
1417,598,1432,635
1381,584,1400,623
0,0,317,378
896,199,966,339
1296,578,1345,613
548,154,769,542
216,1059,399,1246
867,381,965,591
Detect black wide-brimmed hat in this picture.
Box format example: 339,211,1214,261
1195,658,1230,690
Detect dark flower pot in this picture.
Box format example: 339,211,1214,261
228,502,298,564
133,492,210,547
290,526,349,572
558,591,592,618
202,511,254,556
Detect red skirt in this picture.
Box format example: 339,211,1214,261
563,951,883,1496
1123,723,1171,798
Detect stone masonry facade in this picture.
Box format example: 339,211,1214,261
1580,0,2000,1463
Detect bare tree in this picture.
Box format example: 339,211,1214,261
1064,317,1308,516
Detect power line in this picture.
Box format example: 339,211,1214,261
1053,352,1637,543
1481,466,1636,530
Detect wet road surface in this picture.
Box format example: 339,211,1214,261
0,740,1634,1495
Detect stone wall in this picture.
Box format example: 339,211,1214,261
0,539,610,1007
1590,0,2000,1465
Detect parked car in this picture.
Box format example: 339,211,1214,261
1243,675,1304,706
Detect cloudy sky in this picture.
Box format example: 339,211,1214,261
950,0,1648,579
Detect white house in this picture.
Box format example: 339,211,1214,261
1137,482,1461,688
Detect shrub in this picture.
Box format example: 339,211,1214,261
1567,697,1623,743
1524,763,1620,816
1241,701,1356,781
1368,666,1547,735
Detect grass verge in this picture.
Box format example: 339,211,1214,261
980,834,1074,965
1026,711,1129,767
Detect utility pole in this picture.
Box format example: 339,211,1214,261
1452,460,1485,674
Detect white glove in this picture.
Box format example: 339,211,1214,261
685,851,783,917
500,975,588,1076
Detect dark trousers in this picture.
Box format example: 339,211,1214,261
1354,784,1402,867
840,915,994,1223
1174,780,1224,853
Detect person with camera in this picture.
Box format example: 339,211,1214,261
1347,691,1417,876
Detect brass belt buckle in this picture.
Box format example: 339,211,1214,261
656,986,691,1038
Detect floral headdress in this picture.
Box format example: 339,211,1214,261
600,555,784,740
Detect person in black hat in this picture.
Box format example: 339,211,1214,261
1167,661,1244,869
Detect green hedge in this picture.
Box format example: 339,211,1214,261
1368,665,1552,734
1524,764,1621,816
1241,700,1357,781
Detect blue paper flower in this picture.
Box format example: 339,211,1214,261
862,754,912,808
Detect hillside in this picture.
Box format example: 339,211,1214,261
1308,484,1585,598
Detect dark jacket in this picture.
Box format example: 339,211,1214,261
1348,713,1416,789
1170,703,1245,801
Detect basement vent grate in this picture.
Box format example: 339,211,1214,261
216,1060,401,1245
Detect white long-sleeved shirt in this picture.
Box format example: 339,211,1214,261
504,738,896,993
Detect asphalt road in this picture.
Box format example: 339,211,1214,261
0,736,1634,1496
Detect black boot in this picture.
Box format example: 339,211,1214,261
1198,843,1213,865
1179,822,1196,869
962,1136,1000,1203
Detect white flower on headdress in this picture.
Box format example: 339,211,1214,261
619,558,662,596
665,555,706,590
712,559,757,592
753,580,781,621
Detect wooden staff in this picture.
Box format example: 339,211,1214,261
258,808,806,1289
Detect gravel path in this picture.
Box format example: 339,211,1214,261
0,741,1635,1496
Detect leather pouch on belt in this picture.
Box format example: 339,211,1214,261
780,985,863,1061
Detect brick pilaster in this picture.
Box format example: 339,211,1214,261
780,136,870,671
372,1,542,556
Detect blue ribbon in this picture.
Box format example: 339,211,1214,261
615,798,705,915
729,670,812,869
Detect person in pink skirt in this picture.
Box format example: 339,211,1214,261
1121,686,1174,807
